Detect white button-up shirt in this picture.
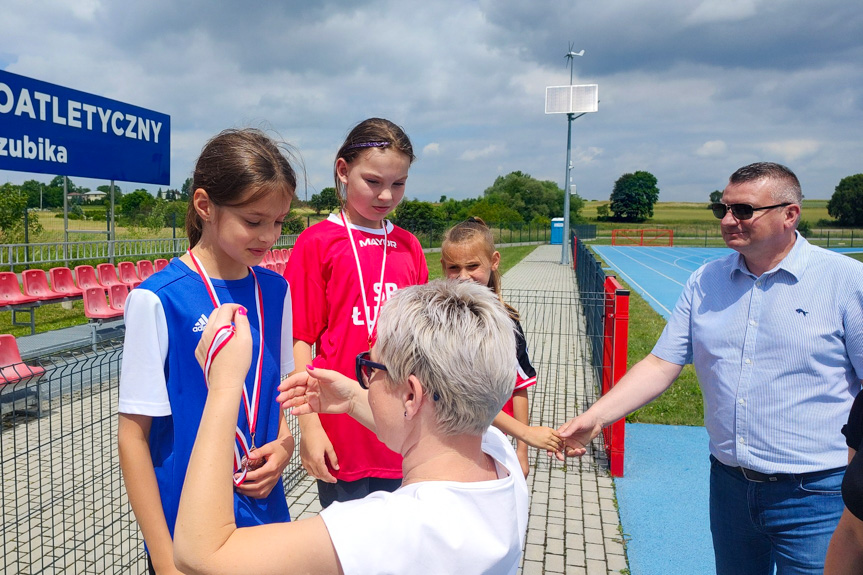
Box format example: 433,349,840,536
652,234,863,473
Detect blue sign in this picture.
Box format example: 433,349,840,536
0,70,170,185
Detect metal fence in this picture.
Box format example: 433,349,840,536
573,233,630,476
2,246,628,572
0,337,302,574
1,235,300,271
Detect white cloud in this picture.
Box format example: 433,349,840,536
422,143,441,156
573,146,603,165
696,140,727,157
685,0,758,25
459,144,505,162
760,139,821,163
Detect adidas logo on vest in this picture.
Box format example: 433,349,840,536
192,314,208,333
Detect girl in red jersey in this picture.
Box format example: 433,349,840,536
440,217,563,476
284,118,428,507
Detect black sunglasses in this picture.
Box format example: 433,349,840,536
710,202,791,220
355,351,387,390
354,351,440,401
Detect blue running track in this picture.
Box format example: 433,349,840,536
591,246,731,318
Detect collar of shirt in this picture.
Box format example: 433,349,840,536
730,231,809,282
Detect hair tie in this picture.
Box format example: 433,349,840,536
346,141,391,151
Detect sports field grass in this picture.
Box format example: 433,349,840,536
580,199,832,224
425,245,537,281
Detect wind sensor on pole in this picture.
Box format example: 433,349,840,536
546,42,598,265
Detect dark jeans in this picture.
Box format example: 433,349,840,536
317,477,402,509
709,456,844,574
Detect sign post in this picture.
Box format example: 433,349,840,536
545,48,598,266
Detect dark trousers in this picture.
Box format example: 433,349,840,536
317,477,402,509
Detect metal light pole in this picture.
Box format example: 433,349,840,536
545,44,598,265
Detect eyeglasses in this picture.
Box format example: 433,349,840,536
710,202,791,220
355,351,387,389
354,351,440,401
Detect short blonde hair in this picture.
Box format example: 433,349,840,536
375,280,516,436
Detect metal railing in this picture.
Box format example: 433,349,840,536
573,233,630,477
1,241,630,572
1,235,300,271
0,337,302,574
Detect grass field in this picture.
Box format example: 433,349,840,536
581,199,832,224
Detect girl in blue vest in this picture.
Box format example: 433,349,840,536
118,128,298,574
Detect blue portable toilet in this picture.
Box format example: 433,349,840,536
550,217,564,245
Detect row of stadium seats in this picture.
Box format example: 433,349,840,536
3,248,291,325
0,260,171,309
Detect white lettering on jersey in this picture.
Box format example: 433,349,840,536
352,282,400,325
358,238,398,249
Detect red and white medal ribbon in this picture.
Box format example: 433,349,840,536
188,250,265,486
341,212,388,346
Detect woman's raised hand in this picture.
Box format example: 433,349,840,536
194,304,252,391
278,365,358,416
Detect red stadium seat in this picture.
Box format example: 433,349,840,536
274,262,285,275
96,263,125,289
0,334,45,383
0,273,39,307
270,250,284,264
117,261,141,288
281,248,292,262
74,265,101,291
154,258,169,272
108,285,129,312
0,333,45,416
82,287,123,320
49,267,83,297
137,260,155,281
21,269,66,301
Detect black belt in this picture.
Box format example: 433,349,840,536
714,457,844,483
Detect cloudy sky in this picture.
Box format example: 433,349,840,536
1,0,861,203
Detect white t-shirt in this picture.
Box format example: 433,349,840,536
320,427,528,575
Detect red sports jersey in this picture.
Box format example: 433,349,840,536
284,215,428,480
501,317,537,417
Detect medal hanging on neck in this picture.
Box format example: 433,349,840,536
188,249,265,486
341,212,388,349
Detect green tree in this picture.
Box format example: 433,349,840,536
308,187,340,215
180,177,193,201
392,199,444,236
481,170,585,224
281,212,306,235
162,200,187,229
41,175,76,208
97,184,123,205
467,198,523,225
0,183,43,242
120,189,157,221
827,174,863,226
436,198,467,222
709,190,723,204
609,171,660,222
20,179,44,209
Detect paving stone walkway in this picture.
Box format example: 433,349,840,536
287,244,629,574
